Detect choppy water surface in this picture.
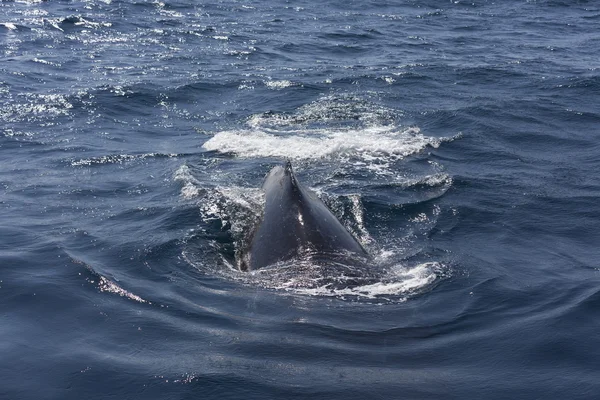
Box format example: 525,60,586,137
1,0,600,398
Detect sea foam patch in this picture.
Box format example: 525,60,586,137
202,93,457,170
220,259,446,302
202,125,443,161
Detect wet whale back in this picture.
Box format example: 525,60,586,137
243,162,367,271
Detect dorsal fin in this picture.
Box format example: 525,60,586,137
245,162,368,270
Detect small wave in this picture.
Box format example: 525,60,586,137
0,22,18,30
71,152,178,167
59,15,112,29
2,129,34,138
32,58,61,67
96,276,149,304
264,80,297,90
248,94,398,127
1,93,73,122
70,254,150,304
418,173,453,187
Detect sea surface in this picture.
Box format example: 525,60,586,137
1,0,599,398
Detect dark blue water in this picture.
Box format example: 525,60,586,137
2,0,600,398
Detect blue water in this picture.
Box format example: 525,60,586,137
2,0,600,398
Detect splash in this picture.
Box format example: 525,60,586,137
186,95,455,300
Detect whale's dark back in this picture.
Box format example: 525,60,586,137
242,162,367,271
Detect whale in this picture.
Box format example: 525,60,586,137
241,161,368,271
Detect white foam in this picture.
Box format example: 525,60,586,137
97,276,149,304
180,182,201,199
0,23,17,30
267,262,442,301
3,129,34,138
175,164,263,233
387,262,441,291
73,17,112,29
71,152,178,167
420,173,452,186
202,125,442,161
1,94,73,122
174,164,201,186
265,80,295,89
33,58,61,67
197,186,262,235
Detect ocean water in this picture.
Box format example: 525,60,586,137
1,0,599,398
